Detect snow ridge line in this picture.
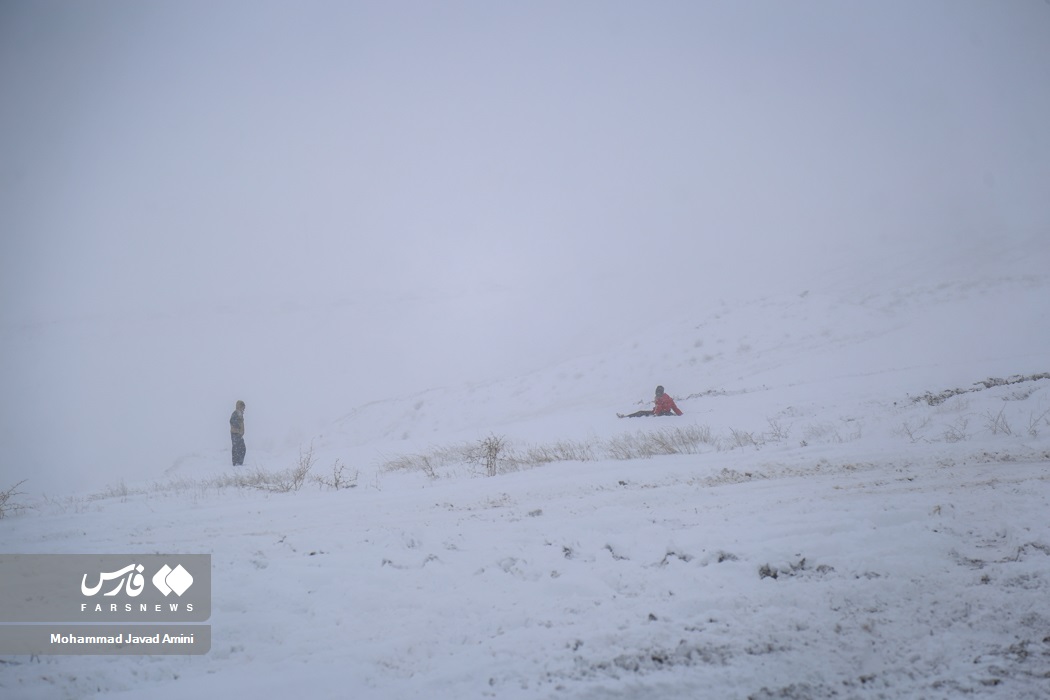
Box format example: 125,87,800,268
912,373,1050,406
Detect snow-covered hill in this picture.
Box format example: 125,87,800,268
3,257,1049,699
4,2,1050,697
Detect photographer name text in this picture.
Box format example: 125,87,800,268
51,631,197,646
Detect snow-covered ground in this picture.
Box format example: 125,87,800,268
2,253,1049,699
4,2,1050,697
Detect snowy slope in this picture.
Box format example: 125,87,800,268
2,261,1050,699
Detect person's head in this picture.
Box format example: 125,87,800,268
236,400,245,411
655,386,664,396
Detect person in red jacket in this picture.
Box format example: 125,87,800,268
618,385,683,418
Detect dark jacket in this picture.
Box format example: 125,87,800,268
230,410,244,436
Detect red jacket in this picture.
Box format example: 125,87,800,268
653,393,682,416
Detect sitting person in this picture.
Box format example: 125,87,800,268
618,385,683,418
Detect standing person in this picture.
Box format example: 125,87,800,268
618,385,683,418
230,400,246,466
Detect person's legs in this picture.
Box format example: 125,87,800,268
618,410,653,418
232,435,246,465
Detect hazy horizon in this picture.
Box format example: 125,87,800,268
2,1,1049,494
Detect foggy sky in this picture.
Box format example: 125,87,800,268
2,1,1049,494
